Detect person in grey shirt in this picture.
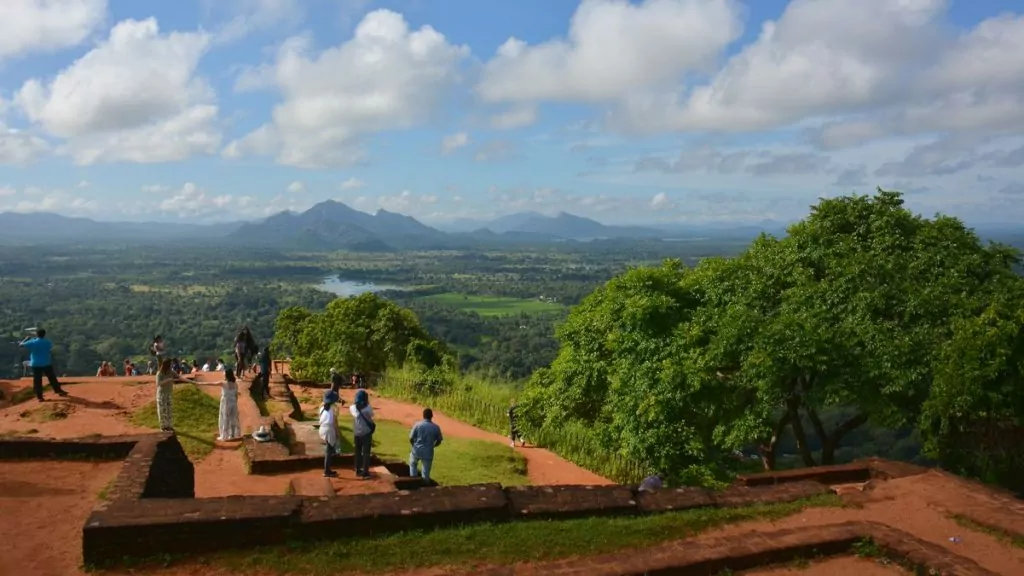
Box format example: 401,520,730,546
639,472,665,492
409,408,443,484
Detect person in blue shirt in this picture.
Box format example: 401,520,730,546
409,408,443,484
20,328,69,402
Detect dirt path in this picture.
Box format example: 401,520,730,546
0,460,122,576
299,386,612,486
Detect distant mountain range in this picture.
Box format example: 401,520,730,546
0,201,804,250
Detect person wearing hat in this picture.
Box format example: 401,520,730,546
350,389,376,478
319,390,341,478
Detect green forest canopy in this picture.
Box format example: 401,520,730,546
517,189,1024,492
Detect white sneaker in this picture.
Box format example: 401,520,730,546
510,441,515,447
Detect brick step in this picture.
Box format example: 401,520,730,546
289,476,335,498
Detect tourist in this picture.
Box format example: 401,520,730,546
639,473,665,492
156,358,189,432
216,368,241,441
150,335,165,369
234,329,249,373
123,358,132,376
508,402,525,447
258,346,272,398
350,389,376,478
331,368,344,393
409,408,443,484
202,360,211,372
319,390,341,478
20,329,69,402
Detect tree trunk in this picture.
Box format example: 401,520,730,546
760,412,792,471
807,408,869,465
786,398,817,467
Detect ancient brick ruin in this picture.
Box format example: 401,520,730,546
0,434,1006,574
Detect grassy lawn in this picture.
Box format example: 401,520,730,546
131,384,220,459
418,292,563,316
204,494,842,575
337,417,528,486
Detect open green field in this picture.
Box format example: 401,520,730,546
418,292,564,316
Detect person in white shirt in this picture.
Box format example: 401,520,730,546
350,389,375,478
202,362,211,372
215,360,226,372
319,390,341,478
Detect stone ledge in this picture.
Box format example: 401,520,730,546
299,484,508,538
737,461,872,487
83,496,303,565
468,521,998,576
242,436,395,474
506,485,637,520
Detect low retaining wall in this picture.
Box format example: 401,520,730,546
735,458,930,487
241,436,396,474
81,479,836,565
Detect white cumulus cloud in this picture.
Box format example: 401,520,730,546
224,10,470,168
0,0,107,60
16,18,220,165
477,0,743,103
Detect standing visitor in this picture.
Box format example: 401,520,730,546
508,402,525,447
150,335,165,370
234,329,248,373
258,346,272,399
350,389,376,478
20,329,68,402
319,390,341,478
216,368,241,441
156,358,189,432
409,408,443,484
331,368,344,393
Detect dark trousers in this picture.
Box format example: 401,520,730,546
324,442,335,473
354,433,372,474
32,365,64,399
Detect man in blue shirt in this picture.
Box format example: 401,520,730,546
20,328,68,402
409,408,443,484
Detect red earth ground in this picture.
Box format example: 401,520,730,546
2,376,1024,576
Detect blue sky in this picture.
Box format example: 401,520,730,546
0,0,1022,226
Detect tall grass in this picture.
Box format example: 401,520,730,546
376,367,652,484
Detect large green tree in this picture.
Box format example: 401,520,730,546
277,293,454,382
523,189,1024,485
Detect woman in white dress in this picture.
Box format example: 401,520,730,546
216,368,242,441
